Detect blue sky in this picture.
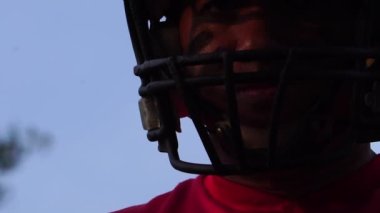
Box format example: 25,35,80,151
0,1,197,212
1,1,380,213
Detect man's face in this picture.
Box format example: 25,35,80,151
178,0,355,130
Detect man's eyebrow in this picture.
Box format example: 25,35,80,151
186,30,214,54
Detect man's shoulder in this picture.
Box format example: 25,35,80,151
112,176,204,213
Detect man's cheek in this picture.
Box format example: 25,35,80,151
179,7,194,51
171,92,189,118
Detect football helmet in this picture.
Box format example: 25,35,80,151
124,0,380,174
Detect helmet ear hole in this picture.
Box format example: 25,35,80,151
149,21,181,57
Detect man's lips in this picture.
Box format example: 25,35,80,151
236,84,277,101
231,84,278,126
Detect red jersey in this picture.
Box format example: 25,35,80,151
114,155,380,213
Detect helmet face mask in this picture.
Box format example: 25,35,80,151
124,0,380,175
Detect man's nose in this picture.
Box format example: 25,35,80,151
229,19,270,73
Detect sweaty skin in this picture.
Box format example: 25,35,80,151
179,0,375,195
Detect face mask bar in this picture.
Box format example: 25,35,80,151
135,47,380,174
